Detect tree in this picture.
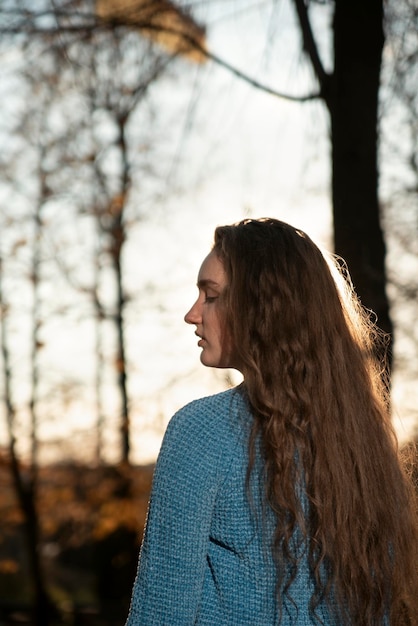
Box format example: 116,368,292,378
291,0,391,372
0,0,206,465
60,0,205,463
0,42,65,625
0,1,206,620
0,252,52,625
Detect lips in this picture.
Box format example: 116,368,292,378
195,332,205,347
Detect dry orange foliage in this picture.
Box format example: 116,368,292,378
0,457,154,550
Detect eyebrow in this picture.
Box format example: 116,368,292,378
197,278,220,289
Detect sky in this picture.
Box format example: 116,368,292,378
0,0,416,464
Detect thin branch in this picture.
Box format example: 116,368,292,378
189,33,321,102
292,0,331,103
0,10,321,103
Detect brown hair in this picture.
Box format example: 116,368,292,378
213,218,418,625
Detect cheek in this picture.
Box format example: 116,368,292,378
216,313,233,350
212,307,227,339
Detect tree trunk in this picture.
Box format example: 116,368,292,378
0,257,53,626
18,478,53,626
330,0,392,367
113,114,130,464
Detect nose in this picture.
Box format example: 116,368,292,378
184,299,202,325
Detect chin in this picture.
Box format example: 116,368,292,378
200,355,233,370
200,356,217,368
200,352,222,368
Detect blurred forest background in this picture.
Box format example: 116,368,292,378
0,0,417,624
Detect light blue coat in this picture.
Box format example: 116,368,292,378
125,388,340,625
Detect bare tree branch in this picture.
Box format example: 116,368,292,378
292,0,331,103
0,6,321,102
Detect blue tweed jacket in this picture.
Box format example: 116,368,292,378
125,387,339,625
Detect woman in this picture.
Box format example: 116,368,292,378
126,218,418,625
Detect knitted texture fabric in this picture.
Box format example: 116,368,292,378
125,387,340,626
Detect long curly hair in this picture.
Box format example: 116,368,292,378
213,218,418,625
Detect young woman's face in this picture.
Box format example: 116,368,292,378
184,251,239,370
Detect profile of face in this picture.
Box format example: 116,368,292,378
184,251,239,370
